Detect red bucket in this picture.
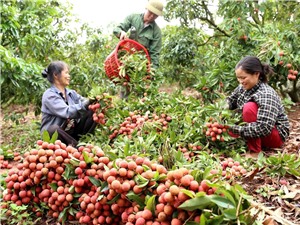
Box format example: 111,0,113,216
104,39,151,82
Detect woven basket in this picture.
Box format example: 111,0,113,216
104,39,151,81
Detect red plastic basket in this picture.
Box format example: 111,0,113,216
104,39,151,82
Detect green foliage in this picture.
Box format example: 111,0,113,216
0,172,7,192
255,185,276,198
161,26,206,88
0,0,114,111
281,97,295,111
257,153,300,177
179,183,254,224
42,130,58,143
1,111,40,153
0,146,14,160
0,0,75,108
0,203,41,225
161,0,300,102
66,31,117,97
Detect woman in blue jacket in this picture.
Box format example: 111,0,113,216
41,61,96,146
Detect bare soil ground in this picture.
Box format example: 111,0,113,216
240,103,300,225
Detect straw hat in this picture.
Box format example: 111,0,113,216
146,0,163,16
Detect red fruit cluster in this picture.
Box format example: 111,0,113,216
209,158,247,181
0,155,12,169
88,93,113,125
3,140,76,219
220,158,247,179
109,112,172,140
13,152,21,161
178,144,202,162
239,35,247,41
0,152,21,169
2,139,226,225
287,69,298,81
204,122,229,142
124,168,209,225
278,53,298,80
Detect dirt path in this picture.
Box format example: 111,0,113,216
281,103,300,153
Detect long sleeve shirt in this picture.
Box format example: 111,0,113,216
40,85,88,134
113,13,162,68
227,81,289,141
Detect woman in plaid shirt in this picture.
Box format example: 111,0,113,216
227,56,290,153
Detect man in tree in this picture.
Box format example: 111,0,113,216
113,0,163,69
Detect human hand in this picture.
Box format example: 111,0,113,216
227,125,240,138
119,31,128,40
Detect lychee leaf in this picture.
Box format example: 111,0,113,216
179,196,212,211
126,191,145,208
88,176,101,187
145,194,156,213
49,182,58,191
210,195,235,209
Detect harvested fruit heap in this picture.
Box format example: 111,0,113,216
1,140,253,225
109,112,172,140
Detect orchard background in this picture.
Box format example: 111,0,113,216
0,0,300,225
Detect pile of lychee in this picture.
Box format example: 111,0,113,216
2,140,221,225
210,158,247,180
109,112,172,140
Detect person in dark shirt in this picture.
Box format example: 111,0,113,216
41,61,96,146
227,56,289,153
113,0,164,99
113,0,163,69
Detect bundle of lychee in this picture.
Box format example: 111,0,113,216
0,155,12,169
0,150,21,169
88,93,113,125
177,144,202,162
210,157,247,180
109,112,172,140
221,157,247,178
287,69,298,81
204,121,229,142
2,140,78,219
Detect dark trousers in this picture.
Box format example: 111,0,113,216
48,110,96,147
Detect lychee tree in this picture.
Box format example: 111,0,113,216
162,0,300,102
